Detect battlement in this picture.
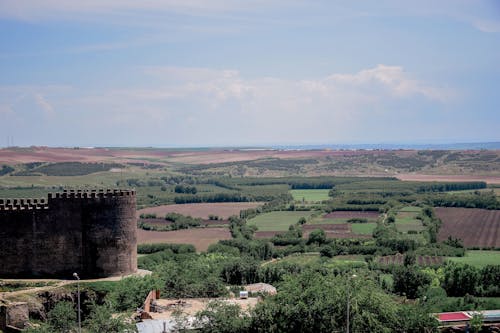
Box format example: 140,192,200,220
0,189,135,211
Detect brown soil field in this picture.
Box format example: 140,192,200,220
254,231,284,239
0,147,388,164
137,202,263,219
138,218,230,227
254,229,371,240
136,227,231,251
314,231,372,239
397,173,500,185
378,254,444,266
324,211,380,219
303,223,351,232
149,297,259,320
299,223,373,239
0,147,173,164
435,207,500,247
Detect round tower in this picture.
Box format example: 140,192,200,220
80,189,137,278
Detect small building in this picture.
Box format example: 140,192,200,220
244,283,277,295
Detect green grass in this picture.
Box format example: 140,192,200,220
275,253,321,265
290,189,330,202
248,211,316,231
395,207,424,232
447,250,500,268
398,206,422,213
351,223,377,235
272,253,367,269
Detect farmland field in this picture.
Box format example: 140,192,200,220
290,189,330,202
447,250,500,268
137,202,263,219
324,211,380,219
351,223,377,235
138,218,230,228
136,227,231,251
395,206,425,233
268,253,367,268
248,211,316,231
378,254,444,266
435,207,500,247
316,211,379,226
302,221,374,238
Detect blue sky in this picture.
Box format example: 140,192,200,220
0,0,499,147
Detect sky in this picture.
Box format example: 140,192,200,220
0,0,499,147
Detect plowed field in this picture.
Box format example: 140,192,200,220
137,202,263,219
435,207,500,247
324,211,379,219
378,254,444,266
137,228,231,251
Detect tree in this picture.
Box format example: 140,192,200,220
194,301,250,333
396,304,439,333
308,229,327,245
393,266,432,299
470,313,484,333
107,275,163,312
84,302,137,333
442,263,479,297
251,271,402,333
47,301,76,333
403,252,416,267
479,265,500,296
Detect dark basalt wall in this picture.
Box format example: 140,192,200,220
0,189,137,279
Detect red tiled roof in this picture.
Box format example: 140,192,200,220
438,312,470,322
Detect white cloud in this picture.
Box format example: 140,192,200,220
34,94,55,116
471,19,500,33
0,65,455,145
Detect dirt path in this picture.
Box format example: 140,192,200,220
0,269,151,299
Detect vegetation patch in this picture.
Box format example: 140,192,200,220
248,211,316,231
447,250,500,268
290,189,330,202
14,162,125,176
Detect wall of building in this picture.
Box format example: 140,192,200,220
0,189,137,279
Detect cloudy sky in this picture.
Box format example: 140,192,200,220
0,0,499,147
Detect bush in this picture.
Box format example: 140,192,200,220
137,243,196,254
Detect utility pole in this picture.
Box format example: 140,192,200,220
73,273,81,333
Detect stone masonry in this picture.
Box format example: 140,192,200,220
0,189,137,279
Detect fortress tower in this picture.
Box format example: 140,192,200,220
0,189,137,279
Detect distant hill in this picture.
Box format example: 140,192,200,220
272,142,500,150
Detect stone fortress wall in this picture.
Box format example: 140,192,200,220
0,189,137,279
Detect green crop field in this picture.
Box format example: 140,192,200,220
290,189,330,202
395,206,425,232
398,206,422,213
351,223,377,235
447,250,500,268
270,253,367,268
248,211,316,231
309,218,351,224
